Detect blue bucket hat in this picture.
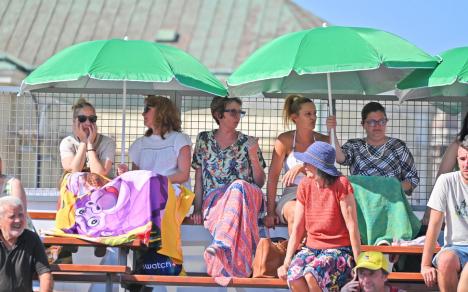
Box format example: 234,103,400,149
294,141,341,177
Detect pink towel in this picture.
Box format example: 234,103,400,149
202,180,264,279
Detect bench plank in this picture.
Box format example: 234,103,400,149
361,245,441,254
121,275,288,288
29,211,56,220
51,264,130,273
387,272,423,282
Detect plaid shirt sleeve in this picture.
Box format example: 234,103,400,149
340,139,360,166
395,140,420,190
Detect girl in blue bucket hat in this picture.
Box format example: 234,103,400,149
277,141,361,292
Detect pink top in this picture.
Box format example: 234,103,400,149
297,175,354,249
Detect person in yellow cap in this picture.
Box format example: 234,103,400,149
341,251,405,292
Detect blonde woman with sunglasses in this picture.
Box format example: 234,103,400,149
60,98,115,177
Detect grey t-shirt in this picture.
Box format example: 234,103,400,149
60,134,116,169
0,229,51,292
428,171,468,246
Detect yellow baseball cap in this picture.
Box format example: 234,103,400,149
354,251,389,273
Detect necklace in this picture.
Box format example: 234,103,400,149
365,139,387,160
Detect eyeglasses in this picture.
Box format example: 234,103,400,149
364,119,388,127
224,109,246,118
77,115,97,123
143,105,154,114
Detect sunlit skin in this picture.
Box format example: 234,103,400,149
291,102,317,132
117,103,157,174
220,102,242,130
362,111,387,146
0,204,26,248
264,101,333,232
357,268,388,292
63,103,113,176
420,144,468,291
142,104,156,131
73,106,97,142
457,146,468,183
303,162,318,179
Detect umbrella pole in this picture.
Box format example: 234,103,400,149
121,80,127,164
326,73,335,147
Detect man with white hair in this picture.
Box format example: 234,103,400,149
0,196,53,291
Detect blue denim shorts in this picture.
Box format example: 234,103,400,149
433,245,468,269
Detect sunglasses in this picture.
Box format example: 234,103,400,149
364,119,388,127
224,109,246,118
77,115,97,123
143,105,155,114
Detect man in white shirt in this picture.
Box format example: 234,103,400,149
421,142,468,291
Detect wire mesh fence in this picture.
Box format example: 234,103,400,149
0,89,465,210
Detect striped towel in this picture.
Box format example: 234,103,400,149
202,180,264,279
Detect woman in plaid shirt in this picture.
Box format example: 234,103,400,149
328,102,419,195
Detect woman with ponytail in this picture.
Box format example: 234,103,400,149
264,95,331,234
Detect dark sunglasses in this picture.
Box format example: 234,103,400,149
77,115,97,123
143,105,155,114
224,109,246,118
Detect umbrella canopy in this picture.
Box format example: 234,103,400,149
396,46,468,101
20,39,227,96
227,26,438,97
20,39,227,163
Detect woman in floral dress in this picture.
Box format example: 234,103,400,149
191,96,266,278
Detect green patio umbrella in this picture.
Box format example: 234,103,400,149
396,46,468,102
227,26,438,144
20,38,227,162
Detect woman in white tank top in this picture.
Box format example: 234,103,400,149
265,95,331,234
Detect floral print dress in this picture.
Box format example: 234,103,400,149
192,130,266,278
192,130,266,197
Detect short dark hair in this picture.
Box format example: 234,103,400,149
458,111,468,143
361,102,386,122
210,96,242,125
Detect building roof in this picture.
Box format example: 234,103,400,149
0,0,324,77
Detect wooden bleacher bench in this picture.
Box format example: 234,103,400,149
121,274,288,288
29,211,56,220
361,245,440,255
30,211,438,290
51,263,129,274
34,264,129,292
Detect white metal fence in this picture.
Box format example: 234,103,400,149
1,88,466,210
